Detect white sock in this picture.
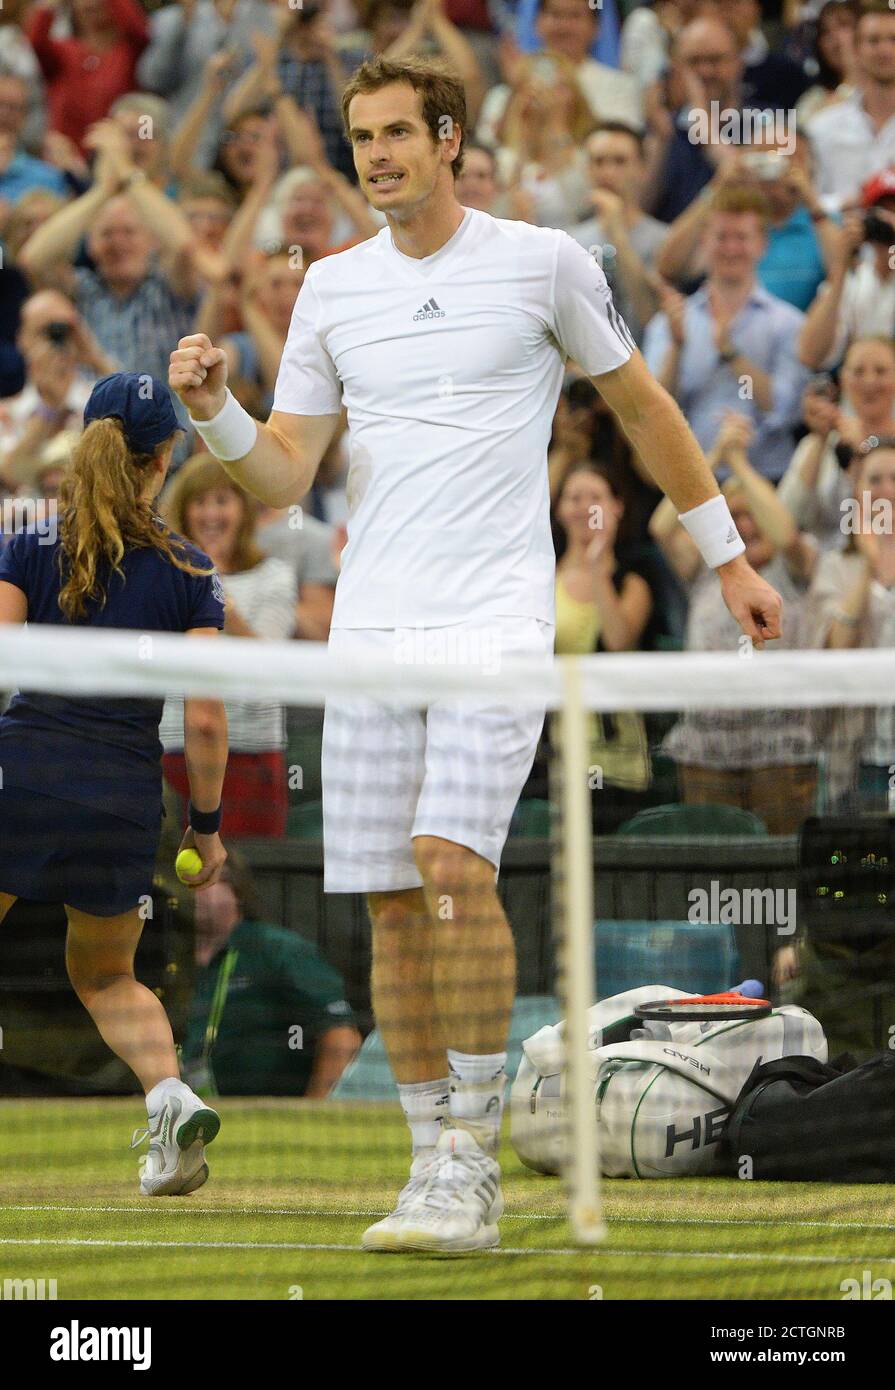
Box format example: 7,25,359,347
447,1049,507,1155
398,1078,450,1158
145,1076,186,1114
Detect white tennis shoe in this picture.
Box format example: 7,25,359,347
132,1085,220,1197
363,1128,502,1253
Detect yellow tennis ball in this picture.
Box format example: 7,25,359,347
175,848,204,882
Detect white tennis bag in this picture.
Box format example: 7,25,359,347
510,985,827,1178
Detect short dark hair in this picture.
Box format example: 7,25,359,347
179,172,239,208
341,55,467,177
460,141,497,173
219,847,263,922
857,0,895,26
364,0,414,24
589,122,646,154
537,0,599,18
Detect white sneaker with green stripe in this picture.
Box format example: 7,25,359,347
363,1128,502,1253
132,1085,221,1197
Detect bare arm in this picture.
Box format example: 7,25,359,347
170,52,234,183
316,166,379,241
222,60,269,125
655,186,711,283
169,333,340,507
239,300,287,396
655,338,683,395
194,134,279,340
272,96,378,242
798,273,847,371
592,568,653,651
725,442,797,550
427,0,486,123
195,280,232,343
222,19,292,125
651,285,687,395
383,1,429,59
383,0,485,120
613,235,659,332
183,686,228,812
826,555,872,649
597,197,660,329
125,171,227,295
304,1025,361,1098
3,413,64,486
656,155,746,283
778,396,842,532
0,580,28,624
646,426,726,584
220,158,277,267
725,433,816,582
595,351,783,642
798,213,863,368
295,582,335,641
639,95,673,217
178,626,229,890
221,599,257,638
648,491,701,583
17,179,111,279
595,351,719,512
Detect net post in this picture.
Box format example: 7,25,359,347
554,655,605,1245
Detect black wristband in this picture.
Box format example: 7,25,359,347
189,801,222,835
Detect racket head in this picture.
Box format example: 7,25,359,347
633,991,773,1023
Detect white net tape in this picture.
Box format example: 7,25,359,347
1,626,893,712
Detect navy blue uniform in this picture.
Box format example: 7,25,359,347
0,521,225,915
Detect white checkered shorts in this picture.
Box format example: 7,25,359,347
322,618,553,893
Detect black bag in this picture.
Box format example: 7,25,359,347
799,816,895,947
721,1051,895,1182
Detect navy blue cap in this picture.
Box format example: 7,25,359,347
83,372,180,454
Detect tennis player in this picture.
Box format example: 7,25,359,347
0,373,229,1196
169,57,783,1252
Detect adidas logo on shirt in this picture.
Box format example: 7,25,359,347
413,297,446,321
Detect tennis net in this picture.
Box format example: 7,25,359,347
0,625,893,1301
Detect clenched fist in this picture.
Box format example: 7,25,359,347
169,334,229,421
718,554,783,648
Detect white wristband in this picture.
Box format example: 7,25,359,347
678,494,745,569
190,390,258,461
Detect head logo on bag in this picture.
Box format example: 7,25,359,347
510,985,827,1178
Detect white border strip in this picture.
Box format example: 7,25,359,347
1,627,893,712
0,1237,891,1264
4,1206,892,1232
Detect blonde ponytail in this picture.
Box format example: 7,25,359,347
58,419,213,622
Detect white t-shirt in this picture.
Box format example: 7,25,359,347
160,556,297,753
808,91,895,208
273,208,634,629
811,254,895,369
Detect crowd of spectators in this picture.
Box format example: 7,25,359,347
2,0,895,843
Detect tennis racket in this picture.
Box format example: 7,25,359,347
633,991,772,1023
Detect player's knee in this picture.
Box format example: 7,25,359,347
412,837,477,900
66,958,134,1001
368,890,423,933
